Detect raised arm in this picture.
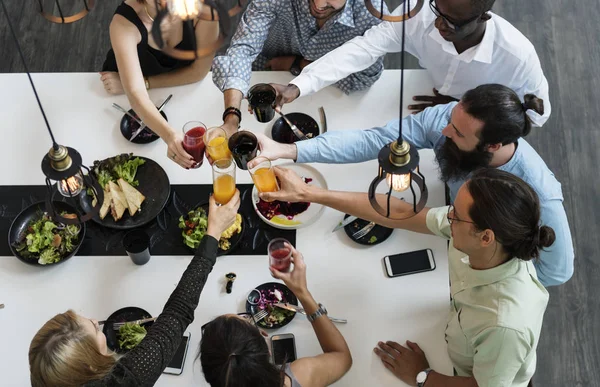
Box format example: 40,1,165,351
102,193,241,386
271,246,352,386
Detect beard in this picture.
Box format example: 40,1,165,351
435,138,493,182
309,0,341,20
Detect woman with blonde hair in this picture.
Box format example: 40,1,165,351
29,193,240,386
101,0,220,169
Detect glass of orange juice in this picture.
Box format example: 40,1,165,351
212,158,236,205
204,127,232,162
249,156,279,193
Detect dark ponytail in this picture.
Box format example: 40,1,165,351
461,84,544,146
466,169,555,261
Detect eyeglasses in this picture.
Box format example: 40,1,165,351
429,0,481,31
447,205,475,225
201,312,257,334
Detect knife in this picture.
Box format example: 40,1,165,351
130,94,172,141
274,302,347,324
278,110,308,141
318,106,327,134
112,103,142,125
332,215,358,233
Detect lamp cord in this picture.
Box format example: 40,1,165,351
398,0,409,142
1,0,59,149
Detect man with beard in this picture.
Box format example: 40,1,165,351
212,0,387,136
249,84,574,287
271,0,551,126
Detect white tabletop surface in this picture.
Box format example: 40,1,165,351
0,70,453,386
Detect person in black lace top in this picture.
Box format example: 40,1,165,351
28,191,241,387
100,0,219,169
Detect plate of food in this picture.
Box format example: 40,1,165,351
271,112,319,144
103,306,155,354
120,109,165,144
343,214,394,246
8,201,85,266
178,202,245,256
252,163,327,230
245,282,298,329
80,153,170,230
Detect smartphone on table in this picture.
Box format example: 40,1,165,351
271,333,297,365
383,249,436,278
163,332,191,375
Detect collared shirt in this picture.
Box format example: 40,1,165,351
211,0,386,96
295,102,574,286
426,207,549,387
290,6,551,126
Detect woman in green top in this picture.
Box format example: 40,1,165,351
256,167,554,387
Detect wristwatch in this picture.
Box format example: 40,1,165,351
307,303,328,322
416,368,432,387
290,55,303,76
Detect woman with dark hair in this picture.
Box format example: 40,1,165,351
28,192,241,387
199,244,353,387
100,0,219,169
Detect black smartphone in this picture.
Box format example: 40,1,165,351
383,249,436,278
163,333,191,375
270,333,297,365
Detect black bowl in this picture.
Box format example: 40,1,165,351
343,214,393,246
245,282,298,329
271,113,320,144
8,201,86,266
182,202,245,256
103,306,154,354
120,109,166,144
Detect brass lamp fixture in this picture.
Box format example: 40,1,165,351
367,0,428,219
150,0,247,60
365,0,424,22
1,0,102,225
37,0,95,24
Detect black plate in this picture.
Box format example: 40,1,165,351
80,156,170,230
271,113,320,144
343,214,393,246
8,201,86,266
103,306,154,354
120,109,165,144
245,282,298,329
182,202,245,256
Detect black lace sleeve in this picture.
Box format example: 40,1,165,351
85,235,218,387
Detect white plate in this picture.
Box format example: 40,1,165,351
252,163,328,230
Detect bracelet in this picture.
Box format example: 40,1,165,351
222,106,242,124
144,77,150,90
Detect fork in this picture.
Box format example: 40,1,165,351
112,317,157,330
352,221,376,240
252,309,269,323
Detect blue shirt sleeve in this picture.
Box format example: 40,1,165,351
295,103,452,164
534,198,574,286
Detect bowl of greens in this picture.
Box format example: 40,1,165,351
245,282,298,329
178,202,244,256
9,201,85,266
103,306,154,354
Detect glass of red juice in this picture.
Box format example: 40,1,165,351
182,121,207,168
268,238,292,273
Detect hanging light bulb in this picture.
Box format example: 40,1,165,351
386,172,411,192
57,172,84,197
167,0,202,20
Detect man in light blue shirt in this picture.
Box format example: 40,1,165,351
254,84,574,286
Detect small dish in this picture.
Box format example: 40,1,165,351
271,112,319,144
245,282,298,329
120,109,166,144
343,214,394,246
103,306,154,354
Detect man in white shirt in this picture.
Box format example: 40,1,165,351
272,0,551,126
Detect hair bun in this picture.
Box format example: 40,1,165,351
523,94,545,116
537,226,555,248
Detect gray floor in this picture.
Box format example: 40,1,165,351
1,1,599,386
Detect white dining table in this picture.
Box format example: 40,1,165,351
0,70,453,386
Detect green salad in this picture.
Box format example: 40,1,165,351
91,153,146,190
14,212,81,265
118,323,147,350
178,207,208,249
